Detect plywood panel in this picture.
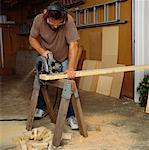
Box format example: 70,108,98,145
96,76,113,96
102,26,119,62
101,63,125,98
109,72,124,98
101,55,118,65
79,59,101,92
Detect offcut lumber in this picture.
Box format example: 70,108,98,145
62,133,72,140
19,140,27,150
146,93,149,114
39,65,149,81
15,127,53,149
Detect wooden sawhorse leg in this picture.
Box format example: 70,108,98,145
52,80,88,147
26,75,40,131
26,75,56,131
26,88,40,131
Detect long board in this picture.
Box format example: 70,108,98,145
39,65,149,81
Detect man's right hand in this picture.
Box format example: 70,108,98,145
41,50,51,58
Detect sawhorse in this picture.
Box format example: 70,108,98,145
26,75,88,147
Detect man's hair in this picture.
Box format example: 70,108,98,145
43,1,67,20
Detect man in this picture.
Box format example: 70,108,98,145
29,1,79,130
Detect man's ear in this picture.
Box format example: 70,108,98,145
43,9,48,14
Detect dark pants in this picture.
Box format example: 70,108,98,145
37,89,75,118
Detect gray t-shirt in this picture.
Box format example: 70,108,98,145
30,13,80,62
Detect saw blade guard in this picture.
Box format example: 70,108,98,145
35,56,49,75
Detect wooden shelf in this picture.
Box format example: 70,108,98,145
0,22,15,28
0,21,15,25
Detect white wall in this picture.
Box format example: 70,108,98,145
134,0,149,103
144,1,149,68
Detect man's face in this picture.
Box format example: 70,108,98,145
47,17,65,31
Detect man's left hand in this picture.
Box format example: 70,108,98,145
64,69,76,79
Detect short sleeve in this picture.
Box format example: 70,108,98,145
65,16,80,44
30,15,41,38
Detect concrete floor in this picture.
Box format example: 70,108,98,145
0,75,149,150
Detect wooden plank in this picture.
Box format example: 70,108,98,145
79,59,101,92
79,59,96,90
101,63,125,98
39,65,149,81
101,55,118,65
146,93,149,114
110,72,124,98
90,61,101,92
96,76,113,96
102,26,119,61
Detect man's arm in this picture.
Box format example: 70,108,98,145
68,41,79,70
29,36,50,58
65,41,79,79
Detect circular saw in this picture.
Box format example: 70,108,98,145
35,53,63,76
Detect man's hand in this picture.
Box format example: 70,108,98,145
64,69,76,79
41,50,52,58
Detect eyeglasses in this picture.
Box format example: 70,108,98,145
47,18,65,26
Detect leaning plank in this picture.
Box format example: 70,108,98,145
102,26,119,64
96,76,113,96
79,60,101,92
146,93,149,114
39,65,149,81
101,63,125,98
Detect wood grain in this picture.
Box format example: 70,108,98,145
39,65,149,81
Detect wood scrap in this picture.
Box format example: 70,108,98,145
62,133,72,140
30,126,51,141
19,140,27,150
14,126,72,150
32,142,49,150
146,93,149,114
